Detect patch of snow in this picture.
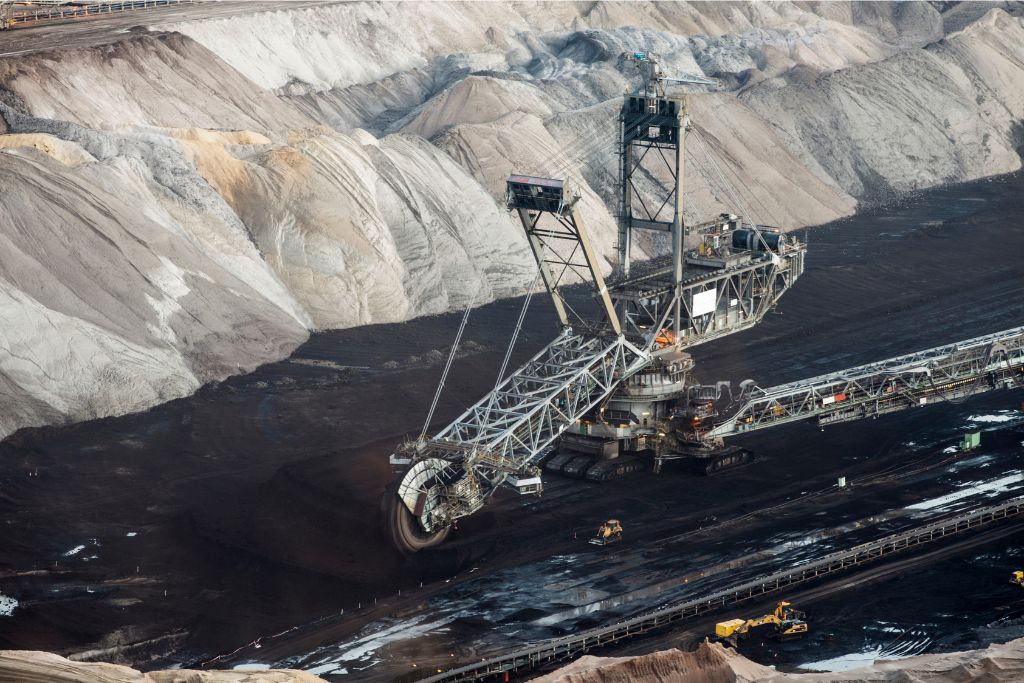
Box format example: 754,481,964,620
947,454,995,473
906,472,1024,511
126,532,137,537
0,595,18,617
63,544,86,557
301,614,455,673
144,256,192,344
306,663,344,675
232,663,270,671
942,446,958,454
967,412,1019,424
800,648,884,672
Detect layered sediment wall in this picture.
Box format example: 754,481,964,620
0,1,1022,439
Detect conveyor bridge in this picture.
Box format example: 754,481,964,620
0,0,188,30
708,325,1024,439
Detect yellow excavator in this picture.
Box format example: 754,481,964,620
590,519,623,546
714,600,808,647
1011,571,1024,588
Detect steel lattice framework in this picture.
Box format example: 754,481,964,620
608,247,805,349
388,73,805,549
708,326,1024,438
436,330,647,458
389,182,653,534
392,327,649,532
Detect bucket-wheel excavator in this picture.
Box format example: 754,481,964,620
382,51,1024,554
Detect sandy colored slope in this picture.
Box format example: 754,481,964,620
740,8,1024,200
533,637,1024,683
0,650,325,683
0,32,313,132
0,1,1020,442
198,126,536,327
166,1,941,93
0,110,309,439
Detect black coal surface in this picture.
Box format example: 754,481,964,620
0,172,1022,678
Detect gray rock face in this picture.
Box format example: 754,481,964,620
0,112,310,438
740,9,1024,201
0,32,314,130
0,2,1021,439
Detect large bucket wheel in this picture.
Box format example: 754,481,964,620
383,479,450,554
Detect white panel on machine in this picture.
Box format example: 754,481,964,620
692,288,717,317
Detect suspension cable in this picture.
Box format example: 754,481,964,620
422,295,475,439
493,272,542,393
691,128,774,252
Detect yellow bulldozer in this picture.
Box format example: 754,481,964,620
714,600,808,647
590,519,623,546
1011,571,1024,588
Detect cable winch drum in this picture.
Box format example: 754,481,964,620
732,228,786,252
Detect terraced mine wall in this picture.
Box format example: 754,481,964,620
0,1,1022,440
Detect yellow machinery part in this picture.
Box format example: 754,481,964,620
715,619,746,638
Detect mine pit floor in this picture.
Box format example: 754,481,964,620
0,173,1022,679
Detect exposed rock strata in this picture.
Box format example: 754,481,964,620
740,8,1024,199
0,2,1021,439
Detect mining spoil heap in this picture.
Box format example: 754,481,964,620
534,637,1024,683
4,637,1024,682
0,1,1023,681
1,1,1023,440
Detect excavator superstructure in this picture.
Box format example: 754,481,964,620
382,51,1024,554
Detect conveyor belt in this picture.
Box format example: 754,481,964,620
421,494,1024,682
0,0,188,30
707,325,1024,439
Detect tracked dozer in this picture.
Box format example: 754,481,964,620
590,519,623,546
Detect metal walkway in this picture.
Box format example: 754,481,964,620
708,325,1024,439
421,495,1024,682
391,330,649,532
0,1,189,30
